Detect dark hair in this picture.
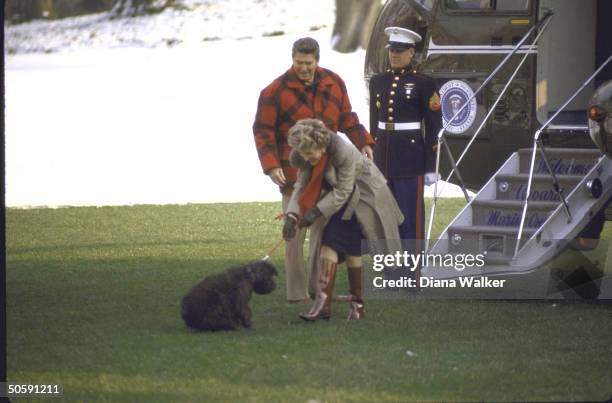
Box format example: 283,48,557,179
292,37,320,61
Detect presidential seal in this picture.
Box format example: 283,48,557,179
439,80,477,134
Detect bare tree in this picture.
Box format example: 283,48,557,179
332,0,382,53
5,0,120,22
110,0,174,17
5,0,56,22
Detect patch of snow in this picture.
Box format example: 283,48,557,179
5,0,334,54
5,1,468,208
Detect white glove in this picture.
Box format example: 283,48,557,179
424,172,440,186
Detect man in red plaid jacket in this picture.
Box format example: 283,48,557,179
253,37,374,303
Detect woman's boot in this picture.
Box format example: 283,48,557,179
347,266,365,320
299,258,337,321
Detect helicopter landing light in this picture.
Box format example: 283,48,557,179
451,233,462,246
588,105,606,122
586,178,603,199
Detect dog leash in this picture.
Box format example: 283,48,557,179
261,212,289,261
262,238,285,261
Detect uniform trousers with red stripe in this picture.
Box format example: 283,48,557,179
387,176,424,280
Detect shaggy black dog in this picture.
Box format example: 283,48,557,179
181,260,277,331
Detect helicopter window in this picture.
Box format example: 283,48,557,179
446,0,529,11
415,0,435,10
496,0,529,10
446,0,492,10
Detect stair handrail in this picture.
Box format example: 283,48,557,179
425,10,554,252
432,13,553,209
513,52,612,259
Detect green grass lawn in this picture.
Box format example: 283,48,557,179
5,200,612,402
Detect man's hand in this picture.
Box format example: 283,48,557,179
283,213,298,241
299,206,322,228
361,145,374,160
268,168,286,186
424,172,440,186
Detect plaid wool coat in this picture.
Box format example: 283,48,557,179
253,66,373,194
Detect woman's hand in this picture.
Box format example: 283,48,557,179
282,213,298,240
299,207,322,228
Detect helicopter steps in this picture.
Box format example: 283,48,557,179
423,147,611,279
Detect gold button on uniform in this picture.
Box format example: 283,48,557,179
389,99,394,105
388,107,393,113
388,116,394,121
411,139,415,144
392,83,397,88
394,76,400,81
390,91,395,96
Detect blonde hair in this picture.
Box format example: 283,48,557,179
288,119,332,152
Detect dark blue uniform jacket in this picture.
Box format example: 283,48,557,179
369,67,442,178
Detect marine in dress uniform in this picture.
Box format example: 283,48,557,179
369,27,442,257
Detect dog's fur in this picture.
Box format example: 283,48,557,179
181,260,277,331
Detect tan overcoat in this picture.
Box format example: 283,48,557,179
287,134,404,295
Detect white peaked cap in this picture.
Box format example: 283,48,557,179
384,26,422,48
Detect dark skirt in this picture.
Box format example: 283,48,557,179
321,203,364,258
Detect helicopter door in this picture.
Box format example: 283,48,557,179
536,0,597,129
